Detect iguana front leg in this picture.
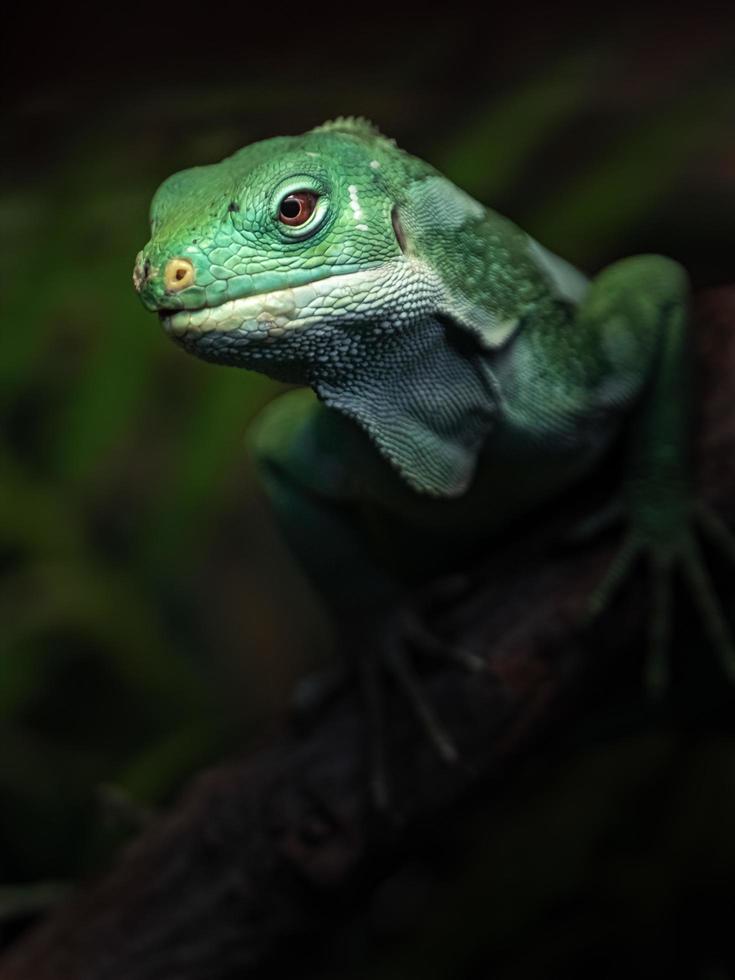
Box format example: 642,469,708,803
572,256,735,691
249,389,476,807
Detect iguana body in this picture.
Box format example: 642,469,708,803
135,118,735,768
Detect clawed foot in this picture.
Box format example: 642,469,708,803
356,606,485,812
585,498,735,696
290,600,485,812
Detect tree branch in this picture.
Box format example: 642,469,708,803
2,288,734,980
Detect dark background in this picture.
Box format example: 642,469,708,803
3,3,735,975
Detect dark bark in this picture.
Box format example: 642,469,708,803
2,288,734,980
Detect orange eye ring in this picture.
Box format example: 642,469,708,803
278,191,318,226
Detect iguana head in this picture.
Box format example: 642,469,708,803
134,118,576,497
134,117,438,383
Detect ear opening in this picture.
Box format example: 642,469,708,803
391,206,407,254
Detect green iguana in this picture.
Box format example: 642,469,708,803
134,117,735,803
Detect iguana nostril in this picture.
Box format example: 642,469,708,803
164,258,195,292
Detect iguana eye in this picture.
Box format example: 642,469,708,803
278,191,318,226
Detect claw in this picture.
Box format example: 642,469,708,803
358,657,390,812
563,498,624,545
645,555,672,697
403,613,486,673
383,639,460,766
680,536,735,683
585,533,642,623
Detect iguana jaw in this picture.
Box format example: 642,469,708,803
159,259,435,346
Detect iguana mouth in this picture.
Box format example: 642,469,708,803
157,262,404,342
157,284,310,341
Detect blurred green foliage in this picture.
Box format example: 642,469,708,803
2,11,735,969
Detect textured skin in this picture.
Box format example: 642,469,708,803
135,119,734,686
135,118,640,499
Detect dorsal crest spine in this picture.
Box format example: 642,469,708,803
310,116,396,147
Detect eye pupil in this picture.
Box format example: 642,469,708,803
279,191,318,227
281,198,302,219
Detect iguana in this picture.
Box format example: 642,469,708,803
134,116,735,802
